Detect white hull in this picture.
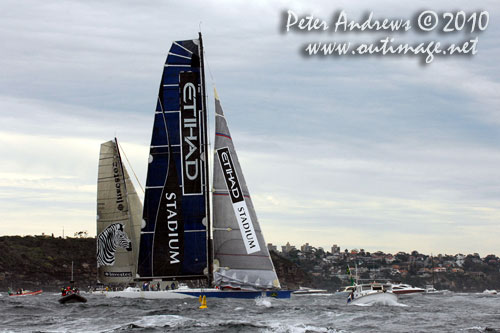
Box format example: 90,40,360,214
349,291,398,305
293,287,328,295
104,287,293,299
106,289,198,299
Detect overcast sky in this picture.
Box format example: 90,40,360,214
1,0,499,256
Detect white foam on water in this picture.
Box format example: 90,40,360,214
234,306,245,311
353,298,407,307
255,296,273,308
131,314,190,328
461,326,484,332
263,322,342,333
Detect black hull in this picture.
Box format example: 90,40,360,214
59,294,87,304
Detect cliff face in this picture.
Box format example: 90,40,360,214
0,236,97,291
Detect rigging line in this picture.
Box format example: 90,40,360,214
201,39,214,215
202,39,216,87
117,141,145,195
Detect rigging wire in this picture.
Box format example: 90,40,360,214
117,141,145,195
201,36,216,245
202,40,215,190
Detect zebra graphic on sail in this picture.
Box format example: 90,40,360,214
97,223,132,267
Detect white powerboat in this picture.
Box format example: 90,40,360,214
390,283,425,295
293,286,329,295
347,283,397,305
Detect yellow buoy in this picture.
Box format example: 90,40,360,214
199,295,207,309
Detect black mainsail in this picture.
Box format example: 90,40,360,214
137,36,210,281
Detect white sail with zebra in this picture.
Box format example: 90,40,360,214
96,138,142,284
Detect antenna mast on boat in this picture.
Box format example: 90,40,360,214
199,31,213,286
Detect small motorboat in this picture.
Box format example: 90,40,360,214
8,289,43,297
390,283,425,295
347,283,397,305
293,286,329,295
59,291,87,304
58,261,87,304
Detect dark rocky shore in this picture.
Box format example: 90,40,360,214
0,235,498,292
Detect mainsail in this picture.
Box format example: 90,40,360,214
212,90,281,290
137,36,210,280
96,139,142,284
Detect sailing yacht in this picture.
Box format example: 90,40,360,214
104,34,292,299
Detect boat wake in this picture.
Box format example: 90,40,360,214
353,298,407,307
128,315,193,329
255,297,273,308
264,322,343,332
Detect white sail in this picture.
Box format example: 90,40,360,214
212,89,281,290
96,139,142,284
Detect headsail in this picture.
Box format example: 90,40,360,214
212,90,281,290
96,139,142,284
137,37,209,280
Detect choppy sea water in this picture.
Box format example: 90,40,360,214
0,292,499,332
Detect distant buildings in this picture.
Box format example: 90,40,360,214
266,242,499,288
267,243,277,252
300,243,312,253
281,242,296,253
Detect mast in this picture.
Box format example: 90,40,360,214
199,32,213,286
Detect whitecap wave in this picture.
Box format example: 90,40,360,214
130,314,191,328
263,322,342,333
255,296,273,308
353,298,407,307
